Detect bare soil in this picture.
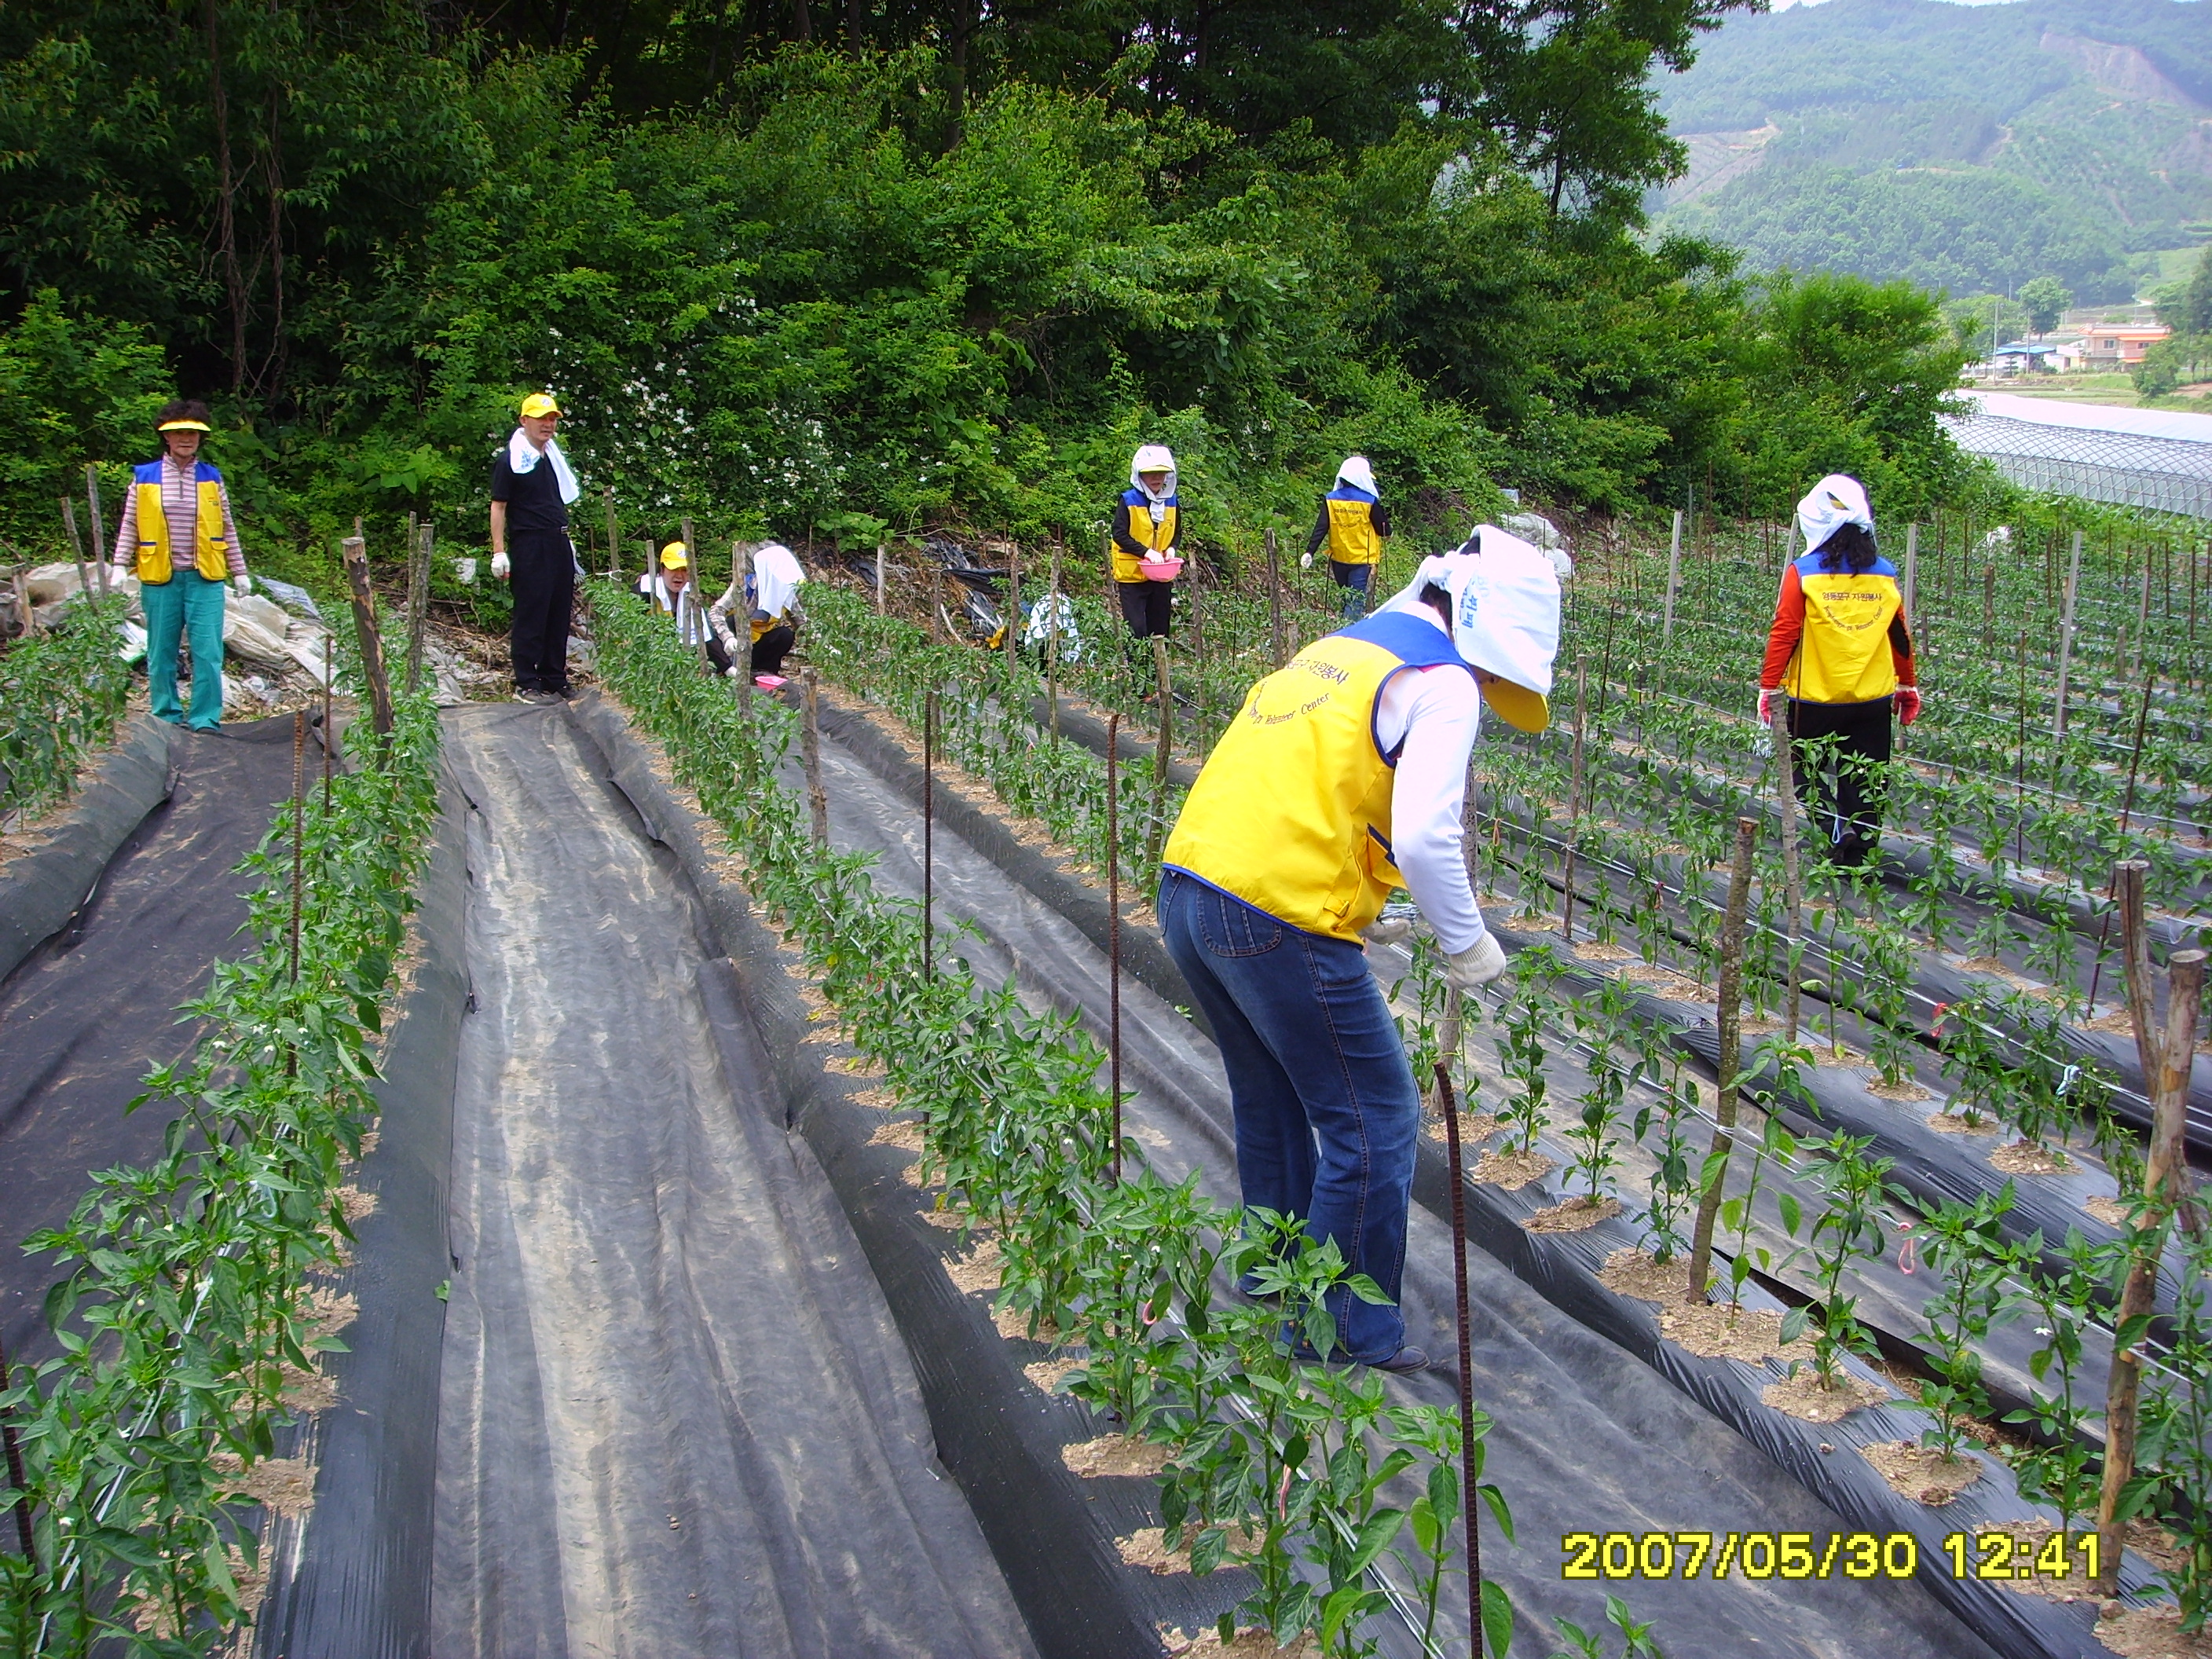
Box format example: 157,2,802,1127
300,1287,359,1343
1866,1078,1933,1102
334,1185,376,1222
1523,1195,1622,1233
2086,1196,2128,1228
850,1086,899,1110
828,1053,888,1079
1657,1302,1816,1366
1990,1141,2072,1175
1161,1628,1317,1657
1574,940,1635,961
1811,1043,1869,1068
800,1024,854,1045
1470,1147,1554,1190
866,1119,925,1153
1023,1357,1082,1393
1860,1439,1984,1506
917,1207,972,1230
1763,1369,1889,1423
2100,1607,2212,1659
1423,1111,1501,1148
1116,1523,1264,1577
945,1238,1004,1294
211,1452,317,1516
1061,1434,1171,1478
994,1305,1061,1343
1598,1247,1696,1302
1928,1110,2001,1136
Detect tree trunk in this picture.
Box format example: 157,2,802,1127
205,0,248,389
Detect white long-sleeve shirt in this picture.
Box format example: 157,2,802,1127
1372,602,1487,954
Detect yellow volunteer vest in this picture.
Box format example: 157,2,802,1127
1111,495,1177,583
1785,557,1903,703
1324,496,1382,566
133,466,229,583
1163,611,1467,941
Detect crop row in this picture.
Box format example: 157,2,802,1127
0,687,441,1656
0,597,135,820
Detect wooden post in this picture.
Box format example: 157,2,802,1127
1662,509,1683,648
2133,558,2152,682
1266,527,1284,667
0,1326,34,1569
84,464,109,596
1770,697,1804,1039
9,567,37,638
875,540,886,614
1685,817,1760,1299
1004,542,1021,692
1902,522,1918,635
2053,529,2082,739
2097,866,2206,1591
405,518,431,696
602,486,619,579
341,535,393,740
801,668,829,846
1146,635,1174,876
60,496,94,606
1560,665,1588,940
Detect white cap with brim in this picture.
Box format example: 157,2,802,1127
1380,527,1560,733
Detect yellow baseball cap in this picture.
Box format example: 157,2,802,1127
659,542,690,569
157,418,212,433
519,392,562,419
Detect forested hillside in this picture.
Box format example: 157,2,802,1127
1655,0,2212,304
1,0,1976,570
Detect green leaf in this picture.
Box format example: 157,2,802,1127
1481,1577,1516,1659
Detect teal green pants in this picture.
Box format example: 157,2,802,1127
142,569,227,730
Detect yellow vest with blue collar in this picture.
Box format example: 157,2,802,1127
1323,489,1382,566
1112,487,1177,583
1163,610,1470,941
1785,549,1905,704
132,460,230,583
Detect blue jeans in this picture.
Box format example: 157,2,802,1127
1330,559,1372,622
1158,868,1416,1361
141,569,227,730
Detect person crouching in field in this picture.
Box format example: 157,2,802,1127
639,541,716,664
1302,455,1390,622
709,542,804,687
110,399,252,731
1758,474,1921,870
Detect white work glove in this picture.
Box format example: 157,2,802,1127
491,551,511,581
1446,932,1509,991
1360,917,1412,947
725,665,739,679
233,574,252,598
1756,687,1778,727
1299,551,1314,569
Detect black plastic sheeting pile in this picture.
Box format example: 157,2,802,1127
0,716,320,1369
577,687,2010,1659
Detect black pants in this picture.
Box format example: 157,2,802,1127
1116,579,1173,639
510,532,575,691
705,634,734,676
752,624,796,676
1787,695,1892,864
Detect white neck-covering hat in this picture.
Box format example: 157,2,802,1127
1796,473,1873,555
1379,526,1560,732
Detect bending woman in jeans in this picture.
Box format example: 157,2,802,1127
1758,474,1921,870
1156,529,1560,1373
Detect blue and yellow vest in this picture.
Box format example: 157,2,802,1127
1163,610,1469,941
1785,551,1904,704
132,460,229,583
1112,487,1177,583
1322,485,1382,566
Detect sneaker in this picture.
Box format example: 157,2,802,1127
548,684,577,701
1372,1345,1430,1375
513,688,558,705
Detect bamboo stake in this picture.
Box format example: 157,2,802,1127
1108,709,1122,1184
2052,529,2082,740
2097,872,2206,1593
1046,540,1061,742
602,486,619,580
923,688,935,983
405,519,431,695
1685,818,1760,1301
83,465,108,596
1004,542,1021,695
1902,522,1918,632
1146,635,1174,876
340,535,393,741
1430,1060,1485,1659
802,668,829,846
875,539,886,613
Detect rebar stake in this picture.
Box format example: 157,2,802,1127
923,688,935,983
802,668,830,847
0,1324,31,1569
1430,1060,1483,1658
289,710,306,984
1107,709,1122,1185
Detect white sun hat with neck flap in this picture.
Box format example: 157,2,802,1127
1381,526,1561,733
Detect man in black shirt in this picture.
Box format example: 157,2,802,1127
489,391,580,700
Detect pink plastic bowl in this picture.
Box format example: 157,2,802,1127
1137,557,1183,581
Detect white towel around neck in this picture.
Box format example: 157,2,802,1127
507,427,581,505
